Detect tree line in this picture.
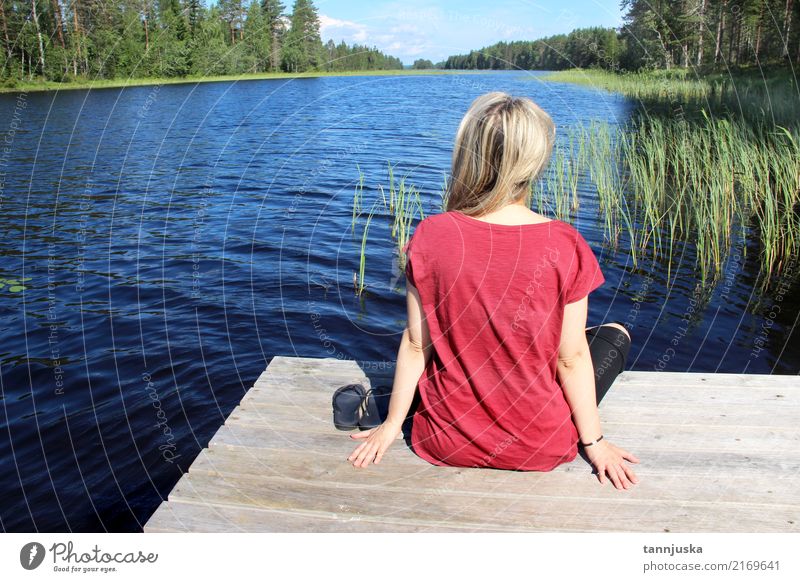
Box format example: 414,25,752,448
443,1,800,71
443,27,621,70
0,0,403,86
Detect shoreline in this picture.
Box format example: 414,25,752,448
0,68,500,95
3,64,792,95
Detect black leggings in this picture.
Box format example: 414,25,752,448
586,323,631,405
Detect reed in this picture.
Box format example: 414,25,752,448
351,163,427,295
387,162,396,214
531,136,582,222
351,163,364,234
545,68,799,290
579,115,799,288
354,199,379,297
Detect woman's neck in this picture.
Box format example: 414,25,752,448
469,201,551,226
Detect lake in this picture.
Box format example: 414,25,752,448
0,70,797,531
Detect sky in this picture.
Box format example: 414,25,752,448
314,0,625,65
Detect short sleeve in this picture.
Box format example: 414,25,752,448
402,220,424,288
566,231,605,303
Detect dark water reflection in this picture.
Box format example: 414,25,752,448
0,71,797,531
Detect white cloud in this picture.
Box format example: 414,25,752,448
319,12,432,61
319,14,369,43
322,9,536,64
386,43,427,57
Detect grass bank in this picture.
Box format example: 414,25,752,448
544,67,799,128
0,68,490,94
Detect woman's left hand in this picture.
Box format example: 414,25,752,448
583,439,641,490
347,420,403,468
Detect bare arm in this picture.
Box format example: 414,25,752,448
557,296,641,489
557,296,602,443
348,281,431,467
384,282,431,428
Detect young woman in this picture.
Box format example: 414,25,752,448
348,92,640,490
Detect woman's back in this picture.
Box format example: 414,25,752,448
348,92,637,487
404,210,605,470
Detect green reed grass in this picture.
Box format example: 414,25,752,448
351,163,427,295
544,68,799,290
580,115,798,288
351,163,365,234
354,199,379,297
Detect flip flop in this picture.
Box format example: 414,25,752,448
358,384,393,430
332,383,367,430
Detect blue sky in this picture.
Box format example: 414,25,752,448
314,0,624,65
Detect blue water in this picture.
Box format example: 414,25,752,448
0,71,797,531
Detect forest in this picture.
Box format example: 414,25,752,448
0,0,403,87
6,1,796,88
444,0,800,71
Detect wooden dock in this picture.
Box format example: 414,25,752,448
144,356,800,532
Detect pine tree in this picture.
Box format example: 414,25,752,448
281,0,322,72
261,0,285,71
188,0,201,37
244,0,270,72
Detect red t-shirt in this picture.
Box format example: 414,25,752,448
402,210,605,471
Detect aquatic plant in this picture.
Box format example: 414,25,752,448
354,199,379,297
570,114,799,289
544,69,800,290
377,162,426,271
351,163,364,234
0,277,31,293
351,163,427,296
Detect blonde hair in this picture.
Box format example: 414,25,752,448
443,91,556,216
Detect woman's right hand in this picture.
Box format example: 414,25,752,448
582,439,640,490
347,420,404,468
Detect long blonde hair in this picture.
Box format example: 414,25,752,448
443,91,556,216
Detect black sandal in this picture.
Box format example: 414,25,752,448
332,383,367,430
357,384,393,430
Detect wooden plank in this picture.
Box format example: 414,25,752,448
260,361,800,393
238,386,332,410
189,443,800,480
253,371,370,390
263,360,800,389
225,403,337,433
263,356,365,377
603,387,798,406
186,447,800,505
225,401,409,434
243,373,800,408
612,371,800,388
208,424,411,456
165,471,800,533
143,499,515,533
260,364,800,391
211,418,799,457
229,396,798,431
233,382,799,437
144,502,189,533
597,401,799,427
